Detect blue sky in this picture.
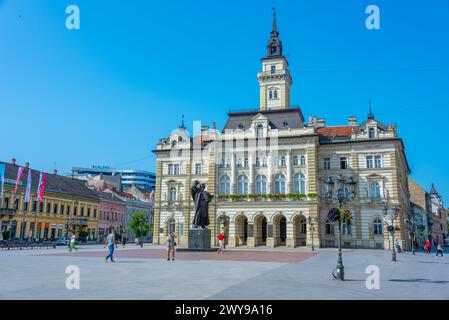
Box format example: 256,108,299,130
0,0,448,199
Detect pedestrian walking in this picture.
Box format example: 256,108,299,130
217,231,225,254
167,232,176,261
424,239,431,254
105,229,117,263
69,233,78,252
435,243,444,258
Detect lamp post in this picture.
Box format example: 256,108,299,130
323,175,357,281
307,216,316,251
383,192,399,262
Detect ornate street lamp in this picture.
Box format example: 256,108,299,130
307,216,316,251
383,200,399,262
324,175,357,281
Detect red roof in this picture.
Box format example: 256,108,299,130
316,126,357,138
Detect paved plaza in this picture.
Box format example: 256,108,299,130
0,244,448,300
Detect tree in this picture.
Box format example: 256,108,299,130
128,212,150,247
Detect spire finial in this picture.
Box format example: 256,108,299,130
271,7,277,34
368,100,374,119
179,114,185,129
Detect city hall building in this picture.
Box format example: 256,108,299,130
152,15,412,250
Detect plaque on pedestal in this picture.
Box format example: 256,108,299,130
177,228,217,252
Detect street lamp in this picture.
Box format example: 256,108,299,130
307,216,316,251
383,196,399,262
323,175,357,281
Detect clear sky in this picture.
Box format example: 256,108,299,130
0,0,448,199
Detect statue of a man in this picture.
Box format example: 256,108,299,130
191,181,213,228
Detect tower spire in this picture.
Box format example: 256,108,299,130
271,7,278,35
368,100,374,119
266,8,282,57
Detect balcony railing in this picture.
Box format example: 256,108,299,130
217,193,318,202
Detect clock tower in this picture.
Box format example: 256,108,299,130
257,11,292,111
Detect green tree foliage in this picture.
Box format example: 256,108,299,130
128,212,150,244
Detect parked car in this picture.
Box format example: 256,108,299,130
55,237,70,246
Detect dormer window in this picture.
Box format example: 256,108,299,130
256,125,264,138
171,141,177,148
282,121,288,128
368,128,375,139
238,123,244,130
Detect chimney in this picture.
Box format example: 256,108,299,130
348,116,357,126
24,162,30,168
53,169,58,175
11,158,16,166
212,121,216,130
316,118,325,128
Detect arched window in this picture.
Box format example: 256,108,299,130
294,173,306,194
168,218,176,233
279,156,286,166
220,176,231,195
171,140,177,148
300,155,306,166
374,218,383,235
300,218,307,234
293,156,299,166
256,175,267,195
274,173,286,194
325,219,334,235
368,128,375,139
257,125,264,138
238,175,249,195
370,181,381,198
169,187,177,202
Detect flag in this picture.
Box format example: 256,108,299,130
25,169,32,203
13,166,25,200
37,172,47,202
0,163,5,199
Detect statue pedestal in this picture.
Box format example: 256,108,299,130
177,228,217,252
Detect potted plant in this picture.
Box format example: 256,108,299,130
307,192,318,200
247,194,257,201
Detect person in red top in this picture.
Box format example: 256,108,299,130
217,231,225,254
424,239,432,254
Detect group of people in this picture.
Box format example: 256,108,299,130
423,239,445,257
165,230,226,260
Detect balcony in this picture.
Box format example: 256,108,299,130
217,193,318,203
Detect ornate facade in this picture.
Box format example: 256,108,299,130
152,15,412,250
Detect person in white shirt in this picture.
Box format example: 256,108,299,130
105,228,117,263
69,233,78,252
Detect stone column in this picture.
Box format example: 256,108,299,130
286,150,292,194
266,223,274,247
248,152,255,194
228,221,236,247
286,221,295,247
247,223,255,247
231,152,236,194
267,152,273,194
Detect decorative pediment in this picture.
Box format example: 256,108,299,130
251,113,269,122
366,173,384,180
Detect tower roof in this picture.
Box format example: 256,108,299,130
266,8,282,57
429,183,438,195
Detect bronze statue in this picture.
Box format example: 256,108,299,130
191,181,213,228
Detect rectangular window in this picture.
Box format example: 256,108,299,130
374,156,382,168
46,203,51,214
168,164,173,175
32,201,37,212
53,204,58,215
174,164,180,175
87,208,91,217
66,205,70,215
39,202,44,213
81,207,84,217
340,157,348,169
195,164,202,174
60,205,64,215
74,206,77,216
324,158,331,170
93,209,97,218
244,158,249,168
366,156,373,169
24,201,28,211
270,65,276,74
